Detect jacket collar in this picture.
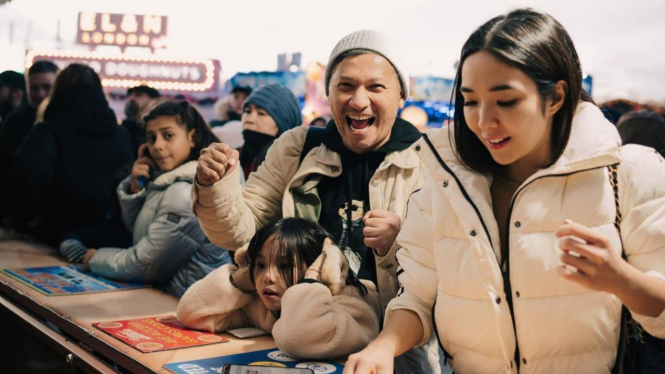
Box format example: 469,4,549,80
313,142,420,170
153,160,197,187
536,101,621,176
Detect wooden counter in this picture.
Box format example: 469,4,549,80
0,240,277,374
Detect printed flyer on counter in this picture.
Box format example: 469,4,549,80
94,316,229,353
164,348,344,374
1,265,149,295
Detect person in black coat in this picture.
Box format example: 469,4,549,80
6,64,134,246
0,61,59,223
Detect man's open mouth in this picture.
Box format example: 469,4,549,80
346,114,376,133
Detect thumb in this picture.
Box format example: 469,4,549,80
321,242,346,295
362,210,372,224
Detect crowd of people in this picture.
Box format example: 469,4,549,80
1,7,665,374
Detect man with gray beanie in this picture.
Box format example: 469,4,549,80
192,30,441,372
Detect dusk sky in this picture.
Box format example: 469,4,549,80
1,0,663,103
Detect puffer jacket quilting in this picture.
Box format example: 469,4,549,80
388,102,665,374
90,161,231,297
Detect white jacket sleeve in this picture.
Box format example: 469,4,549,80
273,282,380,359
619,146,665,338
90,183,199,283
176,264,260,332
191,127,307,250
385,184,439,346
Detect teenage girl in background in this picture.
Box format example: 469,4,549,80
62,101,232,297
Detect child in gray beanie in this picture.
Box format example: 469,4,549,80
239,84,302,179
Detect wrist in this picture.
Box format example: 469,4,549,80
304,269,321,280
613,259,642,300
129,179,140,194
369,333,400,356
196,175,217,187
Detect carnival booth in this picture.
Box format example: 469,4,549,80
3,12,349,374
405,75,454,129
225,70,307,109
402,74,594,130
24,12,222,121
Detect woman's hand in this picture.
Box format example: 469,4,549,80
344,309,424,374
555,219,629,294
129,144,156,194
556,219,665,317
196,143,239,186
343,339,395,374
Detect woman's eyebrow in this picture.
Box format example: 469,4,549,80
461,84,515,93
489,84,514,92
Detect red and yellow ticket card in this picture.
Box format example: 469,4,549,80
93,316,228,353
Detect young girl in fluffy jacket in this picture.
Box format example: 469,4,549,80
176,218,380,359
62,101,231,297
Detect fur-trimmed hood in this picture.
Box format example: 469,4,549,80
151,160,197,188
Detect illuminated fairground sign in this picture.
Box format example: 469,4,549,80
77,12,169,51
25,50,220,92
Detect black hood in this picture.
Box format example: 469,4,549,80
44,85,118,137
322,116,422,156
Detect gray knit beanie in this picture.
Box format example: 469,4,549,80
243,84,302,135
324,29,409,100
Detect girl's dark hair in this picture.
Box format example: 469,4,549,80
143,100,219,162
50,64,103,101
452,8,594,173
246,218,367,295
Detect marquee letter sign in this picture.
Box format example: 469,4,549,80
25,50,220,92
76,13,169,51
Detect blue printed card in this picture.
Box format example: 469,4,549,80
164,348,344,374
2,265,149,295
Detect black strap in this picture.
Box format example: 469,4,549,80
299,127,326,166
608,164,624,257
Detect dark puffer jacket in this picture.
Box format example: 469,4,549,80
7,85,134,245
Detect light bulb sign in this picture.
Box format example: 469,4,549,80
76,12,169,51
25,50,220,92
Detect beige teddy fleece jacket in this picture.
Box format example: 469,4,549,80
176,264,380,359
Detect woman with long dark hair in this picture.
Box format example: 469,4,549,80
344,9,665,374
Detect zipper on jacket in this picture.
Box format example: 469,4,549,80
423,134,614,371
500,164,610,370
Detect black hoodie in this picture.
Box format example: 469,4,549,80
317,117,421,284
6,85,134,245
